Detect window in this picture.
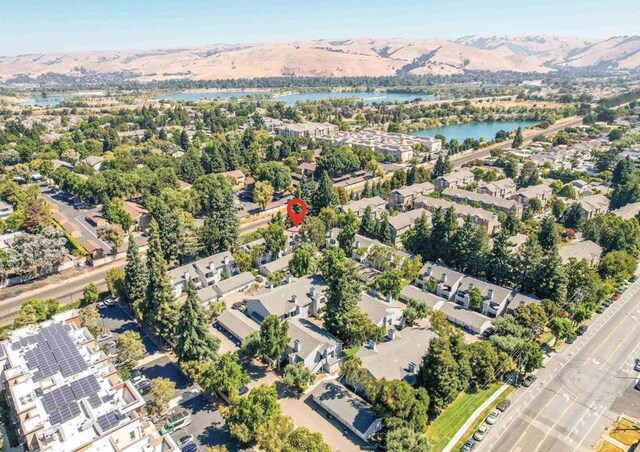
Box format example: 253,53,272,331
130,431,136,440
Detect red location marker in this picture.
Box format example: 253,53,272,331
287,198,307,227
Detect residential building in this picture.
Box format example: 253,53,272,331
208,271,256,300
220,169,246,187
477,178,517,198
388,182,435,210
258,253,294,276
438,300,493,335
356,326,434,384
453,276,512,317
337,130,442,162
612,202,640,220
0,200,14,219
82,155,105,172
246,275,327,323
388,208,431,243
286,318,343,374
169,251,236,298
275,122,339,139
310,380,383,442
399,284,446,311
414,262,464,300
357,292,404,329
122,202,152,231
414,196,501,234
344,196,387,218
510,184,553,207
216,309,260,344
558,240,603,266
577,194,610,220
442,187,523,218
435,169,475,190
0,311,178,452
351,234,409,271
506,293,541,315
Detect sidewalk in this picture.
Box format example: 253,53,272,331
442,384,509,452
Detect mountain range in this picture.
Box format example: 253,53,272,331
1,35,639,82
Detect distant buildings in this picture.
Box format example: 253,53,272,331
612,202,640,220
337,130,442,162
0,311,178,452
344,196,387,218
275,122,339,139
576,194,610,220
510,184,553,208
387,208,431,243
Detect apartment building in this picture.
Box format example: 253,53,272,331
168,251,237,298
337,130,442,162
414,196,501,234
510,184,553,207
576,194,610,220
0,311,178,452
343,196,387,218
434,169,475,190
441,187,523,218
275,122,339,139
477,178,517,198
387,208,431,244
388,182,435,210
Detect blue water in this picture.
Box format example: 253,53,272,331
409,120,536,142
159,90,433,105
21,92,104,107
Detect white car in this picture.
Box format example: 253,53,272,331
474,425,488,441
96,301,106,309
104,298,116,307
97,333,113,343
486,410,500,425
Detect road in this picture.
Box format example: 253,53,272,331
477,278,640,452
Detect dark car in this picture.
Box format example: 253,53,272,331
631,276,638,283
566,335,577,344
522,375,537,387
460,439,476,451
636,380,640,391
232,302,246,312
635,359,640,372
596,306,605,314
496,399,511,412
577,325,588,335
482,327,495,338
182,444,197,452
603,300,613,308
238,385,249,396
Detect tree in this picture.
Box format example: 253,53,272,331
337,211,359,253
564,203,584,229
514,304,548,332
403,213,431,259
374,268,405,299
283,362,315,391
359,206,377,238
256,413,294,452
13,298,59,328
257,162,292,192
311,171,338,214
221,384,281,443
468,341,501,388
175,279,220,362
82,283,100,305
599,250,637,284
550,317,574,341
538,216,558,250
404,298,430,326
8,226,67,277
253,181,274,210
116,330,146,369
80,305,100,336
372,379,430,431
259,315,289,363
150,377,176,414
289,244,315,277
512,127,524,149
386,427,432,452
433,154,452,178
201,353,250,400
102,198,134,231
485,231,514,286
106,267,125,299
263,214,287,257
516,161,539,188
123,236,147,316
284,427,331,452
22,198,52,233
449,216,488,274
302,216,327,249
612,156,635,185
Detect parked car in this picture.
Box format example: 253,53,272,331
136,381,151,395
630,276,638,283
97,333,113,343
596,306,605,314
130,369,143,380
96,301,106,309
182,444,197,452
636,380,640,391
577,325,588,336
473,426,488,441
603,300,612,308
486,410,500,425
232,302,246,312
179,436,194,447
496,399,511,412
132,374,147,385
611,292,621,301
566,335,577,344
481,327,495,338
522,375,537,387
635,359,640,372
460,439,476,451
104,298,116,307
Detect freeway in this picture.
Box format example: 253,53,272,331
477,278,640,452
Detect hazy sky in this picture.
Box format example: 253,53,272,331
3,0,639,55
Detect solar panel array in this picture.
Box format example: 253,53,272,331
96,412,121,432
19,323,87,381
70,375,102,408
42,386,81,426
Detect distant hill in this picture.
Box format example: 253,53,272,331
1,35,638,82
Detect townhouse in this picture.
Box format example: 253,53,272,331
477,178,517,198
388,182,435,210
343,196,387,218
434,169,475,190
453,276,512,318
414,196,501,234
387,208,431,244
168,251,237,298
357,292,404,329
510,184,553,208
286,318,343,374
576,194,610,220
558,239,603,266
612,202,640,220
442,187,523,218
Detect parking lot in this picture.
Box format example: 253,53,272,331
98,303,238,450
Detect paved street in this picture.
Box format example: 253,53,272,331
477,279,640,452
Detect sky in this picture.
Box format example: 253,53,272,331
2,0,639,55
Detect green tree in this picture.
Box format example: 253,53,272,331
468,341,501,388
386,427,432,452
374,268,405,299
512,127,524,149
564,203,584,230
302,216,327,249
283,362,315,391
150,377,176,414
253,181,275,210
175,279,220,362
79,305,101,336
259,315,289,363
538,216,558,250
432,154,452,178
256,413,294,452
106,267,125,299
116,330,146,369
311,171,338,215
359,206,377,238
550,317,574,341
289,244,315,278
13,298,59,328
263,214,287,257
514,304,548,332
372,379,430,431
257,161,292,192
337,211,359,253
221,384,281,443
404,298,430,326
102,197,134,231
201,353,250,400
485,231,514,286
82,283,100,305
599,250,637,284
284,427,331,452
123,236,147,316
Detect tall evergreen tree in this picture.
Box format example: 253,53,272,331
450,216,488,274
175,280,220,362
337,211,359,253
485,231,514,286
403,213,431,259
515,236,544,295
534,245,568,302
359,206,377,238
376,216,393,246
312,171,338,215
512,127,524,149
124,235,147,319
538,216,558,250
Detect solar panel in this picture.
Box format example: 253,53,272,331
96,412,121,432
42,385,81,425
70,375,103,408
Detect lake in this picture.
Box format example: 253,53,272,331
159,90,433,105
20,92,105,107
409,120,536,142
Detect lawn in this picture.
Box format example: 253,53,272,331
426,383,503,451
345,344,361,358
452,385,515,451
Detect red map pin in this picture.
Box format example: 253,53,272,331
287,198,307,227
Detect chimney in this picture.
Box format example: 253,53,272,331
208,261,216,271
309,287,316,298
408,362,417,374
293,339,301,353
291,294,298,303
487,289,494,300
355,240,361,249
441,273,447,283
183,271,190,280
426,267,433,277
386,293,393,303
223,255,230,266
387,328,396,340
